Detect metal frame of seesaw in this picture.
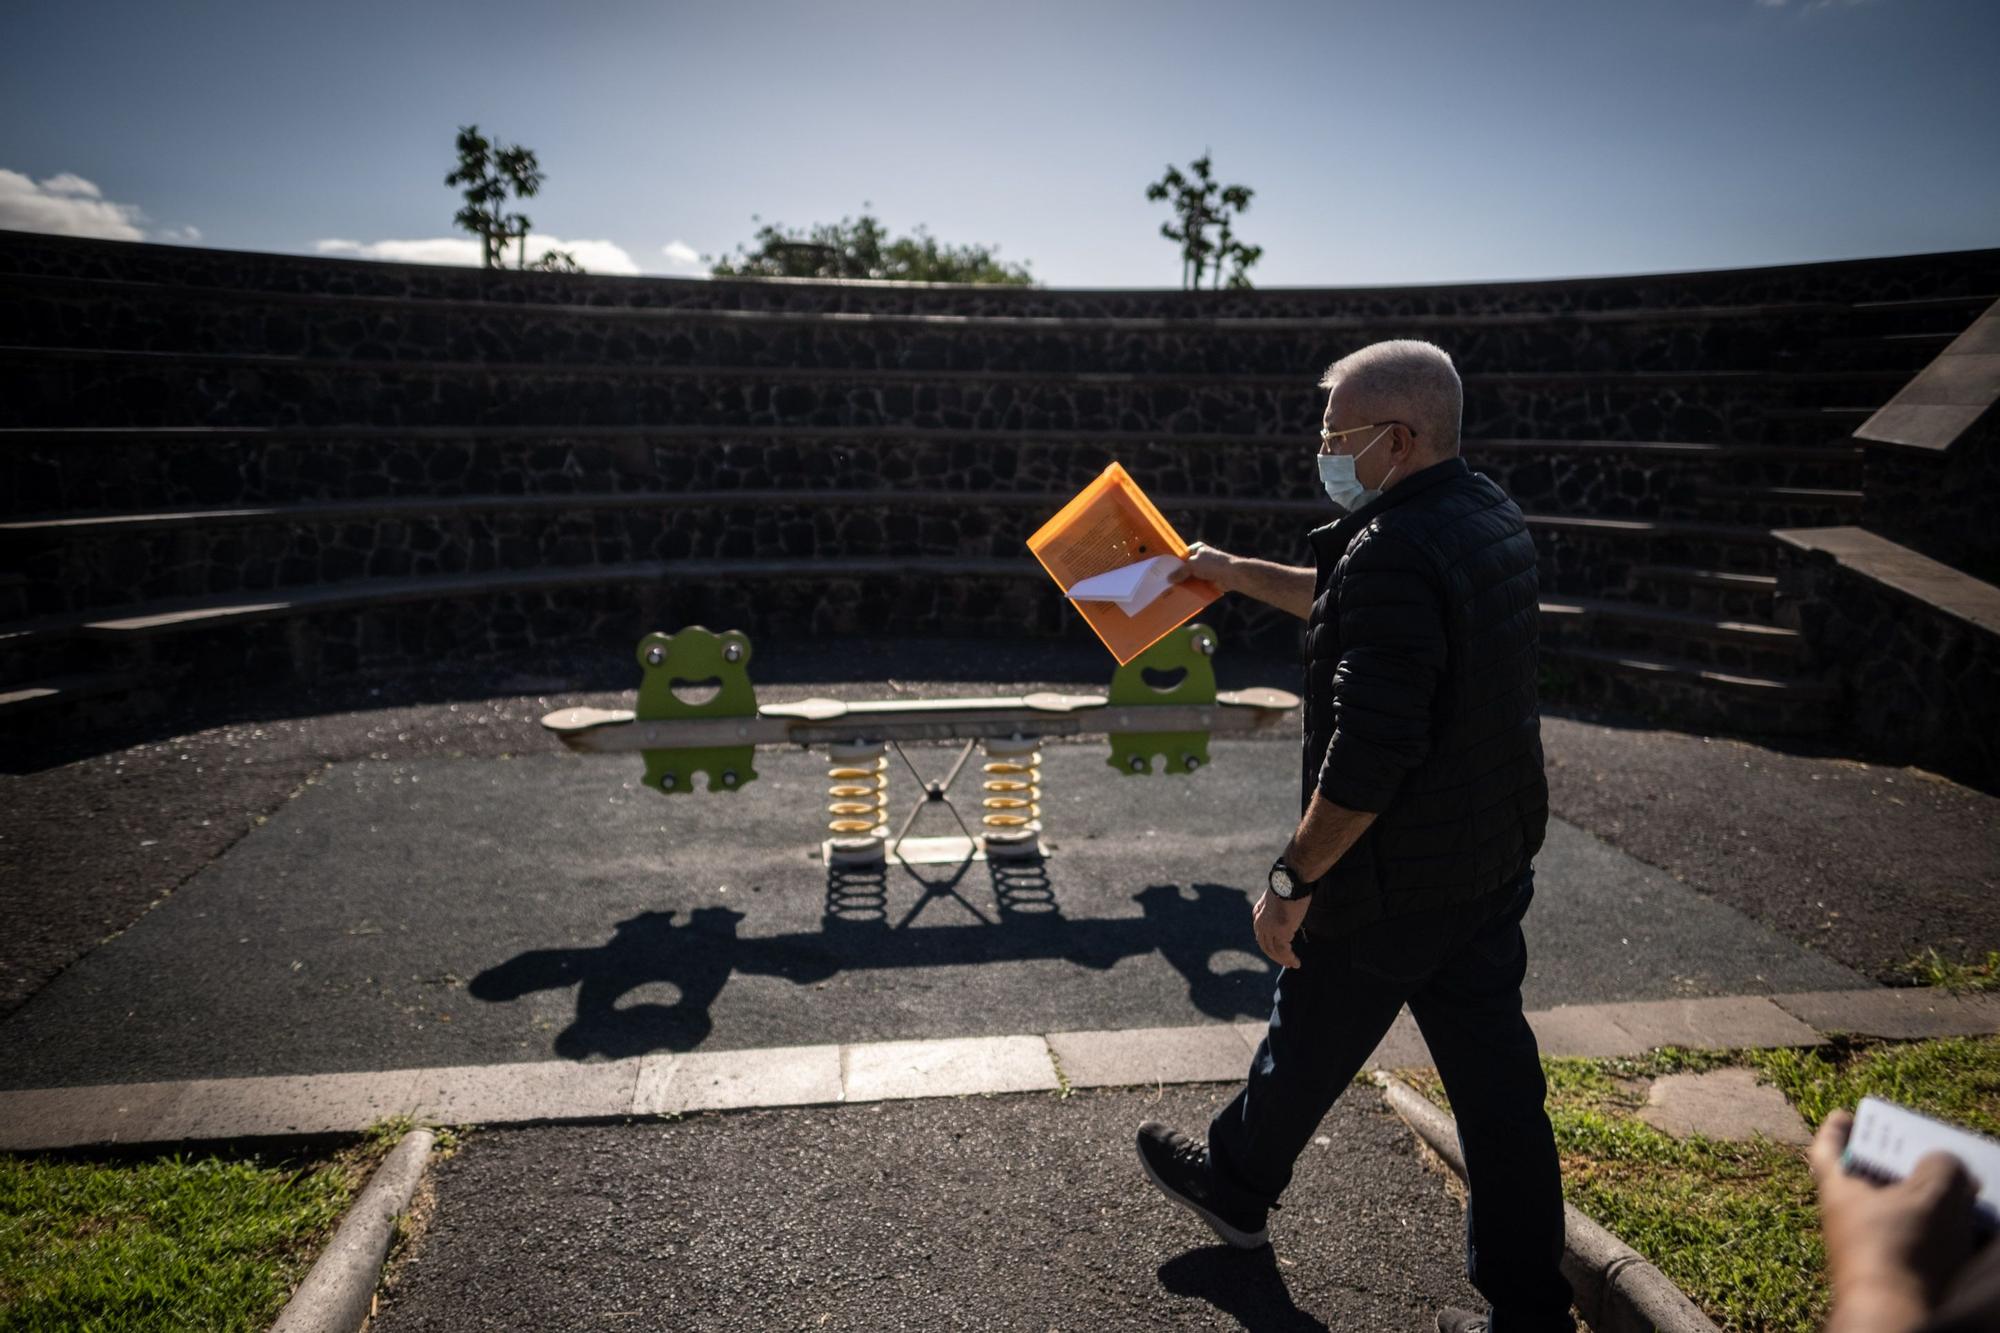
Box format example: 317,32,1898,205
540,624,1300,869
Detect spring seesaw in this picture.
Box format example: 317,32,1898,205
540,624,1298,869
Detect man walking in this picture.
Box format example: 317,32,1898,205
1137,340,1573,1333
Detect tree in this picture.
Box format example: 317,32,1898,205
709,208,1033,284
1145,153,1261,289
445,125,582,273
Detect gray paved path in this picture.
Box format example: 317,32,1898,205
0,742,1867,1091
367,1085,1481,1333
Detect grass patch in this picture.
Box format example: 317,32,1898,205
0,1124,415,1332
1404,1037,2000,1333
1889,948,2000,993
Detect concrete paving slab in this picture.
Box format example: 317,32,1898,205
151,1069,423,1141
1585,995,1825,1052
1048,1023,1248,1088
0,1079,190,1151
1531,1005,1662,1058
1368,1012,1434,1070
842,1034,1057,1102
1772,988,2000,1039
1637,1067,1812,1146
408,1058,641,1126
637,1043,842,1114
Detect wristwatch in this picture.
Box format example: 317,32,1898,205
1267,855,1313,901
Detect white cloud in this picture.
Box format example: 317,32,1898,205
314,233,640,274
0,168,147,240
156,224,203,245
659,239,704,272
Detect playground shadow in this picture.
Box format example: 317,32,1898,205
469,861,1276,1059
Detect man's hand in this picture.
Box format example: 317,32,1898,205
1809,1108,1978,1333
1252,889,1309,969
1171,541,1234,593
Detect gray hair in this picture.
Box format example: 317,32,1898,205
1319,340,1463,455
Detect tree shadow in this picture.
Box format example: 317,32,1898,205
468,859,1278,1059
1156,1246,1330,1332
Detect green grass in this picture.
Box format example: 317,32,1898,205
0,1125,412,1332
1407,1036,2000,1333
1890,948,2000,993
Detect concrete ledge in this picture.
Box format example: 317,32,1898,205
1533,995,1823,1057
1049,1024,1248,1088
1377,1077,1720,1333
1772,988,2000,1040
637,1044,843,1114
1,990,1991,1151
843,1035,1058,1102
1774,526,2000,636
269,1128,434,1333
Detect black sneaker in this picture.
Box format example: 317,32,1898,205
1135,1121,1270,1249
1434,1310,1489,1333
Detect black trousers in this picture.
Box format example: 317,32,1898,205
1207,871,1574,1333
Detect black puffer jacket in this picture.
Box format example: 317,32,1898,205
1300,456,1548,934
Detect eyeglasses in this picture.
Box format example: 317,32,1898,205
1318,420,1414,453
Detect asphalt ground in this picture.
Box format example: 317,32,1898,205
367,1085,1484,1333
0,728,1874,1090
4,635,1994,1074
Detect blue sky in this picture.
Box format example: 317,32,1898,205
3,0,1995,286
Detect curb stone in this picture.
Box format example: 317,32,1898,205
269,1128,434,1333
1374,1074,1721,1333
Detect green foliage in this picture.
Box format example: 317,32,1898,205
445,124,581,273
1890,947,2000,993
0,1153,351,1330
1144,153,1262,290
709,208,1032,285
1749,1036,2000,1136
0,1122,426,1330
1409,1038,2000,1333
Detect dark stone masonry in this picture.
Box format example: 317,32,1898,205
2,228,1997,781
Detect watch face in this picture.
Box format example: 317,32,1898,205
1268,863,1295,899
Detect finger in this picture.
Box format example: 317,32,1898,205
1809,1110,1854,1182
1907,1151,1976,1207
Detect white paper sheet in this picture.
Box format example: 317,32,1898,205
1065,554,1184,616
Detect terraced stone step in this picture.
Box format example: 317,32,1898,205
1542,642,1837,735
1542,594,1806,679
1,271,1935,377
0,671,139,720
1626,566,1781,620
0,345,1905,441
0,425,1869,520
6,228,1996,319
1692,483,1865,527
0,485,1794,617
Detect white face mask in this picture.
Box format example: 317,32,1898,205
1317,425,1397,511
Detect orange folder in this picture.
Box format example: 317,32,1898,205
1026,462,1223,664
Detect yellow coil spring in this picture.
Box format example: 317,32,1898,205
980,736,1043,851
825,743,888,851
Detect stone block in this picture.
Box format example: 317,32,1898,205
634,1044,842,1114
151,1068,424,1141
1529,1006,1646,1059
1047,1025,1249,1089
1637,1067,1811,1145
841,1036,1058,1103
1582,996,1823,1052
1772,988,2000,1040
407,1057,641,1126
0,1079,192,1150
1364,1012,1433,1071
